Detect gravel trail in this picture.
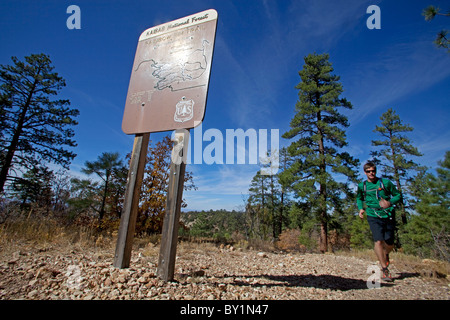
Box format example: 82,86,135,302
1,241,448,300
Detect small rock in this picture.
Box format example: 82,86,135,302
218,283,227,291
28,290,38,298
257,252,267,258
7,259,18,265
100,268,110,275
110,289,120,298
192,270,205,277
28,279,38,287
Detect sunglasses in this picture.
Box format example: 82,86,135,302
365,170,376,173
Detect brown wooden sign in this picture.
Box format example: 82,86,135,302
115,10,218,282
122,9,218,134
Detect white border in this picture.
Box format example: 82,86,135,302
139,9,218,41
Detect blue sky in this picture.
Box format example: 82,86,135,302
1,0,449,211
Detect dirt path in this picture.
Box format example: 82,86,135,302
0,241,448,300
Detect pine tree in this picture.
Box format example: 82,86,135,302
82,152,124,221
282,53,359,253
11,165,55,211
67,177,100,219
422,5,450,52
259,149,284,239
247,170,271,240
0,54,79,194
276,147,295,236
370,108,423,224
401,151,449,260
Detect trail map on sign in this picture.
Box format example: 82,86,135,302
135,40,210,91
122,9,217,134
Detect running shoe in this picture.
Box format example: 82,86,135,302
381,267,393,282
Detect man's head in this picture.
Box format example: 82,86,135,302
364,161,377,182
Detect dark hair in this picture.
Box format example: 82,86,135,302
364,161,377,172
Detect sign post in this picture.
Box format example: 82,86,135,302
157,130,189,281
113,133,149,268
114,9,218,282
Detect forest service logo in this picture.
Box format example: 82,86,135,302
174,97,194,123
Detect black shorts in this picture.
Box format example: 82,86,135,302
367,215,396,245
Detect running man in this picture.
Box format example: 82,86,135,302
356,161,402,282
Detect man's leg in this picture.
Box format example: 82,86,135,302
384,243,394,256
374,240,388,268
384,216,396,265
383,242,394,266
375,240,394,282
368,216,394,281
374,240,394,267
385,243,394,253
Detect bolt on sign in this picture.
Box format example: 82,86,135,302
122,9,218,134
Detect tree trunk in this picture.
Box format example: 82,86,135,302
99,176,109,221
389,132,407,225
320,219,328,253
279,189,284,237
317,109,328,253
0,81,36,193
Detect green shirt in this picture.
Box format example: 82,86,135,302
356,178,402,218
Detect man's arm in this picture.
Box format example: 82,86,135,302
386,179,402,205
356,183,365,210
356,183,365,218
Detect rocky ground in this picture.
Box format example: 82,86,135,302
0,240,448,300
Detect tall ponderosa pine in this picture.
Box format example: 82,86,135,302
370,108,423,224
0,54,79,193
282,53,359,253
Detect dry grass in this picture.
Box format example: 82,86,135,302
0,216,111,256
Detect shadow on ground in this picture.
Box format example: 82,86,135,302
228,273,400,291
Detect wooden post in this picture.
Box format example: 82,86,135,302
157,129,189,282
114,133,150,268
